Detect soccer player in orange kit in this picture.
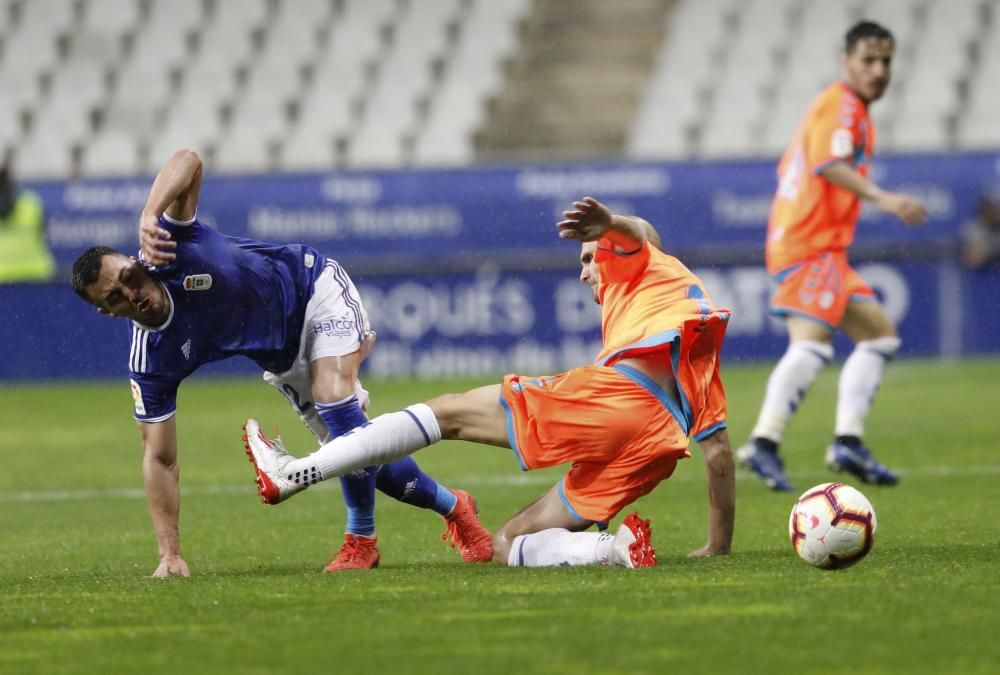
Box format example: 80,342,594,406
244,197,736,568
737,21,928,492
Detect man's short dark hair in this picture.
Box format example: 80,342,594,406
71,246,121,301
845,21,894,53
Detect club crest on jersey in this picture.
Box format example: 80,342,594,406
130,379,146,415
183,274,213,291
181,339,192,361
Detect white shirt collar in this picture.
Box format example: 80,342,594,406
132,281,174,333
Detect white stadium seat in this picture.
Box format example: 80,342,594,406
82,130,142,177
281,127,336,172
14,131,76,179
4,0,999,176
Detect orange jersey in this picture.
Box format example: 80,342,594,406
495,237,731,521
766,81,875,273
593,239,730,440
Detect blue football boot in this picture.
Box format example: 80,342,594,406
826,441,899,486
737,439,795,492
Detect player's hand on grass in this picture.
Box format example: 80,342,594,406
139,211,177,266
688,544,729,558
151,555,190,578
557,197,612,242
875,191,928,227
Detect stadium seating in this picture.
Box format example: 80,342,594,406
631,0,999,159
0,0,997,179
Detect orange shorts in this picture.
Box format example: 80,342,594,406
770,251,878,329
499,364,690,523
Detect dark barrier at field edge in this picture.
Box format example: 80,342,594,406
1,258,998,381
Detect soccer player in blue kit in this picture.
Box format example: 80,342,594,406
71,149,492,576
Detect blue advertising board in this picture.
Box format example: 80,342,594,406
27,152,1000,273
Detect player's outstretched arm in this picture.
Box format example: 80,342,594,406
138,417,190,577
557,196,650,250
820,162,928,226
138,149,204,266
689,428,735,558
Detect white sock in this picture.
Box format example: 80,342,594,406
835,336,901,438
506,529,616,567
283,403,442,481
751,340,833,443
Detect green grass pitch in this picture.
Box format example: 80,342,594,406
1,359,998,674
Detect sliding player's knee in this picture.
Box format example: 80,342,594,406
491,524,517,565
857,335,901,359
425,392,467,439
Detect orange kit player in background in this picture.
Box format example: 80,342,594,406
738,21,928,492
244,197,736,568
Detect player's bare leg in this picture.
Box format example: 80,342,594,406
244,385,508,563
496,484,655,568
827,300,901,485
245,383,512,489
427,385,509,446
839,299,896,342
314,345,492,567
310,349,382,571
493,483,593,563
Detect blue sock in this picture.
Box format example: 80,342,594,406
316,395,376,536
376,456,458,516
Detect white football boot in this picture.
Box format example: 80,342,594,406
609,512,657,568
242,419,308,504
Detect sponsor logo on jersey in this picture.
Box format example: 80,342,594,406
181,339,192,361
130,379,146,415
314,317,358,339
183,274,213,291
830,128,854,159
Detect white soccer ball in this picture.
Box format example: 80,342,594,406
788,482,878,569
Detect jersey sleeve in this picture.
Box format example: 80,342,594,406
805,89,863,175
681,319,729,442
691,362,728,442
129,371,179,423
594,238,652,284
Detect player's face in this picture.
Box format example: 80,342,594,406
86,254,169,325
579,242,601,304
843,37,894,102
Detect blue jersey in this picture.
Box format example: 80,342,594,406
128,215,326,422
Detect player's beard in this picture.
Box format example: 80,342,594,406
867,80,888,101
